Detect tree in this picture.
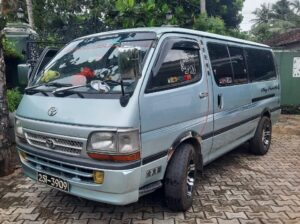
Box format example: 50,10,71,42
0,0,17,22
291,0,300,14
201,0,206,14
25,0,34,28
252,3,272,25
193,14,226,34
206,0,245,28
251,0,300,42
106,0,228,35
33,0,108,42
272,0,293,20
32,0,247,42
0,12,14,177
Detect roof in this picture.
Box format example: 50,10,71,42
75,27,269,48
265,29,300,47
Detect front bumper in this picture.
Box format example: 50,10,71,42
17,142,142,205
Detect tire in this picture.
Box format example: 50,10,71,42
164,143,196,211
249,116,272,155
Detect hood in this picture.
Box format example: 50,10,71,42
16,95,140,128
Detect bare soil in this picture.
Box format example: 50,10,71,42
273,115,300,136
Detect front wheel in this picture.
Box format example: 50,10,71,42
164,143,196,211
250,116,272,155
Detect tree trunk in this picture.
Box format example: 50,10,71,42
0,31,14,177
26,0,35,28
201,0,206,14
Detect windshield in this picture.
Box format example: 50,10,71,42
31,32,155,94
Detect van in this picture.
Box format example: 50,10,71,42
16,27,281,211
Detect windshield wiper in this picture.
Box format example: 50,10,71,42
52,84,89,95
52,79,132,95
25,82,72,92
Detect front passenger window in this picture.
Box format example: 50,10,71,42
147,40,201,92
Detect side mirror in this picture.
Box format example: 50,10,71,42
17,64,31,86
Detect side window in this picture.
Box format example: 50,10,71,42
207,43,234,86
228,46,248,84
147,40,201,91
245,48,276,82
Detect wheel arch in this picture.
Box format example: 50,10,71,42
261,108,271,118
169,131,203,170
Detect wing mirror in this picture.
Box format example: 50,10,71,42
17,63,31,86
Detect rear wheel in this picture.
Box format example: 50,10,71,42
164,143,196,211
250,116,272,155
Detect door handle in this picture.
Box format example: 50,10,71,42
218,94,223,109
199,92,208,99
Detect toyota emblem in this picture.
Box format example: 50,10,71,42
45,138,55,149
48,107,57,116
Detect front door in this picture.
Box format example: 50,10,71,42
139,34,213,166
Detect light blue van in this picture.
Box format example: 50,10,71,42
15,27,281,211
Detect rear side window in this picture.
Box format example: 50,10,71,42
207,43,234,86
228,46,248,84
245,48,276,82
147,40,201,91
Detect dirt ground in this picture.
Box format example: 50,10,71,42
273,115,300,136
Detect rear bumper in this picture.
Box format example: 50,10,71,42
17,142,142,205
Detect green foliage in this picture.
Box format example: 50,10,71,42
193,14,226,35
206,0,245,28
1,0,18,22
0,17,7,31
33,0,110,42
251,0,300,42
107,0,232,35
6,88,22,112
226,29,251,40
31,0,247,42
106,0,169,28
2,38,23,60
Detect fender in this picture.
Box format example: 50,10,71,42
168,130,203,170
261,108,271,118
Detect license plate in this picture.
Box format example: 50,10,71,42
37,172,69,192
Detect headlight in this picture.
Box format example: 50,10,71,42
15,119,25,138
88,132,117,152
118,130,140,154
87,129,140,162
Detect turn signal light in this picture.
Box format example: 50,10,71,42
88,151,140,162
93,171,104,184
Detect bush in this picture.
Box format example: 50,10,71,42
6,88,22,112
193,14,226,35
2,38,23,60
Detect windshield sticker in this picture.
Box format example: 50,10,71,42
168,74,193,84
184,74,192,81
219,77,233,85
168,76,178,84
180,58,196,75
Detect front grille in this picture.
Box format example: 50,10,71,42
24,151,94,183
25,131,84,156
